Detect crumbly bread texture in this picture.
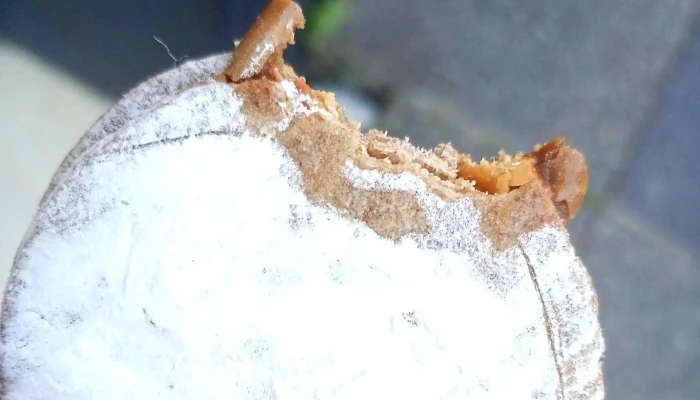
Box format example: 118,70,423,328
236,76,566,251
221,0,589,251
1,0,603,398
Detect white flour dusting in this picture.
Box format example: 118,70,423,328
240,41,274,80
275,80,329,132
4,131,556,399
2,55,603,399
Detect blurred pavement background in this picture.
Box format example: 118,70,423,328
1,0,699,398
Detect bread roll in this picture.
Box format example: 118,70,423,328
0,1,604,398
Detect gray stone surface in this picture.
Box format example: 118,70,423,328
581,205,700,400
621,23,700,253
380,88,514,158
322,0,700,193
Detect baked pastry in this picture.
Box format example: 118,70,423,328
0,0,604,398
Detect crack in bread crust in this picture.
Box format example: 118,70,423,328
520,243,566,399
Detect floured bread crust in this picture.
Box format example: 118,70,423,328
1,2,603,397
0,53,604,400
235,70,604,398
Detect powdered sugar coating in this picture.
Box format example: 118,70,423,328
2,55,603,399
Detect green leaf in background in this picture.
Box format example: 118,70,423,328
303,0,352,52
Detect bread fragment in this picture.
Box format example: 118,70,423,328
1,1,604,398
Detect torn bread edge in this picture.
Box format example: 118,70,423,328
3,0,604,397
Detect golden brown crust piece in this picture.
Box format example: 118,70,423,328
224,0,305,82
455,138,588,222
530,138,589,221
